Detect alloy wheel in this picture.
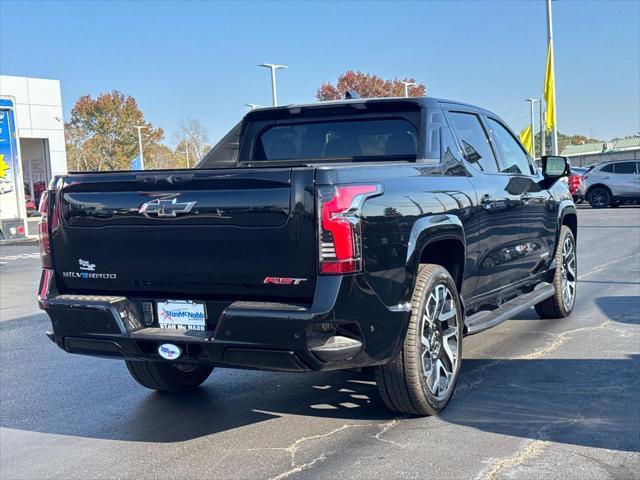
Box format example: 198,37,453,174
420,283,460,400
589,189,610,208
561,236,576,310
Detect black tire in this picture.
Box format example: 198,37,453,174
375,264,463,416
588,187,611,208
126,361,213,392
610,201,621,208
535,226,577,319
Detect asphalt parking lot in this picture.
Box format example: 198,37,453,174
0,207,638,480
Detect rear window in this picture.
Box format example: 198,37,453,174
252,118,418,161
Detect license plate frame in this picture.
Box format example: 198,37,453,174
156,300,207,331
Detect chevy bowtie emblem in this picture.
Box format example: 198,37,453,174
139,197,197,217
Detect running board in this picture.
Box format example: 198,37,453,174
464,283,555,335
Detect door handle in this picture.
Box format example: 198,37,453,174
480,194,494,209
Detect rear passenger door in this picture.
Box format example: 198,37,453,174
485,116,555,279
446,111,526,298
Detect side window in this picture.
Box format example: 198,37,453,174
448,112,499,173
613,162,636,174
198,122,241,168
599,164,614,173
486,118,535,175
440,127,466,176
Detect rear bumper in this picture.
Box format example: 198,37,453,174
39,270,409,372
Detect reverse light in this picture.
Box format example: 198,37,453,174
38,191,56,269
317,184,382,275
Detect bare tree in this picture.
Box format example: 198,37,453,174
174,119,210,167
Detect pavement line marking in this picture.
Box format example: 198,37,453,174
0,252,40,261
578,252,640,280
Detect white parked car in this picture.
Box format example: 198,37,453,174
579,160,640,208
0,178,14,194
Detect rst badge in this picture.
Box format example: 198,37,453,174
264,277,307,285
139,196,197,217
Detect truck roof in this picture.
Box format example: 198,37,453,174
245,96,495,118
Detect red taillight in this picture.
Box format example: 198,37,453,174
317,184,381,275
38,191,52,268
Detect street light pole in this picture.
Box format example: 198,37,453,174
258,64,287,106
133,125,147,169
540,109,546,157
400,81,416,98
546,0,558,155
525,98,540,160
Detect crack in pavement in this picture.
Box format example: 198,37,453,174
519,319,636,360
456,251,640,392
478,439,546,480
270,451,330,480
239,418,404,480
477,417,586,480
456,318,635,391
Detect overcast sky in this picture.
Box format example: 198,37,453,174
1,0,638,145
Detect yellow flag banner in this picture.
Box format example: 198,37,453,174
544,41,556,133
519,125,533,156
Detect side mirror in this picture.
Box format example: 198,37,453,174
542,155,570,179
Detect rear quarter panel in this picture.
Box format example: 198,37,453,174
315,163,477,308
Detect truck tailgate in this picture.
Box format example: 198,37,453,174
51,168,317,301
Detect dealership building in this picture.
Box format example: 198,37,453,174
0,75,67,238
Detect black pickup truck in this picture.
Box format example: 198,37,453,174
38,97,577,416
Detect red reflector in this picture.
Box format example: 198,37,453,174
320,259,359,274
39,268,54,300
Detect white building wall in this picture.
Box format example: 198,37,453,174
0,75,67,175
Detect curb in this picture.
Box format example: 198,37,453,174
0,237,40,247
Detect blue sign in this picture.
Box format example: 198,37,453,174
130,155,142,170
0,99,21,220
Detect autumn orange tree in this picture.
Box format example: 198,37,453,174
65,91,164,171
316,71,426,101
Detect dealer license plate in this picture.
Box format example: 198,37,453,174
157,300,206,331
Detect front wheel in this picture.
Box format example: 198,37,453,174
535,226,577,318
126,361,213,392
376,264,463,416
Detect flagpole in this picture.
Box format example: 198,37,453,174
546,0,558,155
525,99,539,160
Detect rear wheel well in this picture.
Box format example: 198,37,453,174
586,183,611,197
562,212,577,242
419,238,465,292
